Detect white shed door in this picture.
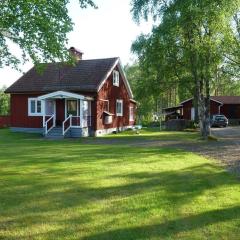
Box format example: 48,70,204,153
191,107,195,121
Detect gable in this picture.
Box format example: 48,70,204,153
97,59,134,99
180,98,222,106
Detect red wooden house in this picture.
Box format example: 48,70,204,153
164,96,240,123
5,48,136,138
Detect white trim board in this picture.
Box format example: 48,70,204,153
37,91,94,101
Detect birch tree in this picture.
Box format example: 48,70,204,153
0,0,96,69
131,0,240,138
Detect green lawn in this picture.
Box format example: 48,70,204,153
0,128,239,240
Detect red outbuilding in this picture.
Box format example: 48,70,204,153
163,96,240,124
5,48,136,138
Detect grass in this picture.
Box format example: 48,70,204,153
0,128,239,239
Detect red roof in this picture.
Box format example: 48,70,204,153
180,96,240,105
211,96,240,105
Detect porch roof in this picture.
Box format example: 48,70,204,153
37,91,94,101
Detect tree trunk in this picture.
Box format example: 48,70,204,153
193,84,199,123
198,79,205,138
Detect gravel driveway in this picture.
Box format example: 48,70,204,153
186,127,240,175
132,127,240,175
84,127,240,175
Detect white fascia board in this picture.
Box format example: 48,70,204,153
210,98,223,105
38,91,93,101
180,98,193,105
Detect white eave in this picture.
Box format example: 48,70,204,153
37,91,94,101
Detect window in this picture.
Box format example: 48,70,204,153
67,100,78,116
116,99,123,116
113,70,119,87
129,106,134,121
28,98,43,116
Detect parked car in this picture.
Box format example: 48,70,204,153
211,115,228,127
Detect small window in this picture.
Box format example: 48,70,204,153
116,99,123,116
28,98,43,116
129,106,134,121
113,70,119,87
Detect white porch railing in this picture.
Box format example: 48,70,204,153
62,115,72,136
45,114,55,135
62,115,92,136
71,116,92,128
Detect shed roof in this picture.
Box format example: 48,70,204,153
211,96,240,105
180,96,240,105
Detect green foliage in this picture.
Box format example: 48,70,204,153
125,63,156,122
0,86,10,115
131,0,240,137
0,0,96,69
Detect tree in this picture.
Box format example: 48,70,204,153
125,63,157,124
0,86,10,115
131,0,240,138
0,0,96,69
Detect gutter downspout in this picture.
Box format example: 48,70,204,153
219,104,223,114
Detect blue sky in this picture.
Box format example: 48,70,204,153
0,0,153,88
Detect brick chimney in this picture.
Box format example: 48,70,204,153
69,47,84,61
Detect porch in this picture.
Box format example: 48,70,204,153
38,91,94,138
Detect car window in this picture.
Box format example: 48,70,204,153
215,116,225,120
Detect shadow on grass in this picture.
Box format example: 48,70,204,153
0,128,239,239
82,205,240,240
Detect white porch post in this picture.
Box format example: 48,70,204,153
89,101,91,127
80,99,84,128
42,100,46,127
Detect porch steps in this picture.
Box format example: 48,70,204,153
45,127,65,139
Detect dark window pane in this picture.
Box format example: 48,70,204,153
30,100,35,113
37,101,42,113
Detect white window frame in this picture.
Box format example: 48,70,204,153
129,106,134,121
113,70,119,87
116,99,123,116
28,98,43,116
